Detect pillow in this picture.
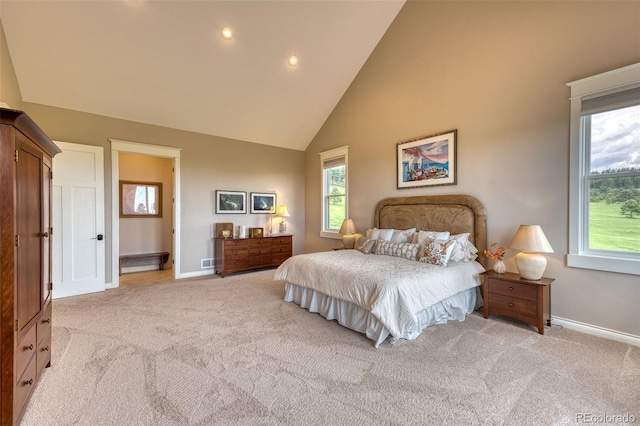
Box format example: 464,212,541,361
375,240,421,261
390,228,416,244
448,233,471,262
412,230,451,245
354,236,376,254
365,228,394,241
418,237,456,267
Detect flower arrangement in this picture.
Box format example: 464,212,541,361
484,242,505,260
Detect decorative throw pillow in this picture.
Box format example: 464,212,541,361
390,228,416,244
354,236,376,254
418,237,456,266
449,233,471,262
365,228,394,241
412,230,451,246
375,240,421,261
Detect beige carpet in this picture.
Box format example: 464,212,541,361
23,270,639,425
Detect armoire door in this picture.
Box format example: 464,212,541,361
16,137,43,340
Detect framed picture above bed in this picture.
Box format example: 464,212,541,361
215,190,247,214
250,192,276,214
397,129,457,189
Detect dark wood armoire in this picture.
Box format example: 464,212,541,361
0,108,60,425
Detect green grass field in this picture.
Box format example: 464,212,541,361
590,202,640,252
329,203,346,229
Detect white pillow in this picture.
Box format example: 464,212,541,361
390,228,416,244
418,237,456,267
449,233,471,262
365,228,394,241
412,230,451,246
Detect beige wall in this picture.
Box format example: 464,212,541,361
119,153,173,264
23,103,306,280
0,20,22,109
305,1,640,336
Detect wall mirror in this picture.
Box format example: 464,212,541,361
120,180,163,218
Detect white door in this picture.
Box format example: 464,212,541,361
52,142,105,298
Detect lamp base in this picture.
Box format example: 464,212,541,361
515,251,547,280
279,221,286,234
342,234,356,249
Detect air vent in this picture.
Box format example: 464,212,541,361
201,258,214,269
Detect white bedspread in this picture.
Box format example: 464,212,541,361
274,250,485,339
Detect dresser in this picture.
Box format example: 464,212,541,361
481,271,554,335
215,235,292,277
1,108,60,424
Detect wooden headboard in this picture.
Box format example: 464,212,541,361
373,194,487,265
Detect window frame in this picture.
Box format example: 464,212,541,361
567,63,640,275
320,146,348,239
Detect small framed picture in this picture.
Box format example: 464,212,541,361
250,192,276,214
215,190,247,214
397,129,457,189
249,227,264,238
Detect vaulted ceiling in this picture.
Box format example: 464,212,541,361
0,1,404,151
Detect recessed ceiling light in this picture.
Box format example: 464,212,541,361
221,26,233,40
288,55,299,67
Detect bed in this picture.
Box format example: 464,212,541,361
274,194,487,347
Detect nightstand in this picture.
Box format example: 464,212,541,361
481,271,554,334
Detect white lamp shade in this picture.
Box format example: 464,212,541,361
508,225,553,253
339,219,356,235
276,206,290,217
509,225,553,280
339,219,357,249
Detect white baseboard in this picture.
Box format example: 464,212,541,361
176,269,215,279
551,316,640,347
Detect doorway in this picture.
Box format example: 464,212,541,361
110,139,181,288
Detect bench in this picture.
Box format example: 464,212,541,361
119,251,170,275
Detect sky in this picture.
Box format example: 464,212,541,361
590,104,640,173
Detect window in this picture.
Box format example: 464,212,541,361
320,146,348,238
567,64,640,275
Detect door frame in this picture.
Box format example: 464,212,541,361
110,139,182,288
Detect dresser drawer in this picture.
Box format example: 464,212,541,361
38,303,52,345
250,246,272,256
16,325,37,382
225,259,249,271
224,249,249,260
250,238,272,249
223,239,249,249
249,255,272,267
487,279,537,301
272,253,291,265
271,236,292,246
15,355,37,419
37,330,52,375
489,293,538,319
271,245,291,255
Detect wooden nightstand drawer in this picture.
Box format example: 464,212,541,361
487,279,537,301
489,293,537,319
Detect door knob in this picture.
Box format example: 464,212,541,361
97,234,104,241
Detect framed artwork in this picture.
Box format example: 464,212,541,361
120,180,162,218
397,129,457,189
216,190,247,214
250,192,277,214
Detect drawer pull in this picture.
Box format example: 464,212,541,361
509,286,514,291
24,378,33,386
42,318,50,324
509,303,515,308
24,344,33,351
42,346,49,352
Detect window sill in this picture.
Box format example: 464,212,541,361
567,254,640,276
321,231,341,240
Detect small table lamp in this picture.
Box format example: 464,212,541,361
339,218,357,249
508,225,554,280
276,205,290,233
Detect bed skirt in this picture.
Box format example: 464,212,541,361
284,282,482,347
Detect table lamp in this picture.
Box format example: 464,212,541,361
508,225,554,280
276,205,290,233
339,219,357,249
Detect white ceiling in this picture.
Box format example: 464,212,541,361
0,1,404,151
